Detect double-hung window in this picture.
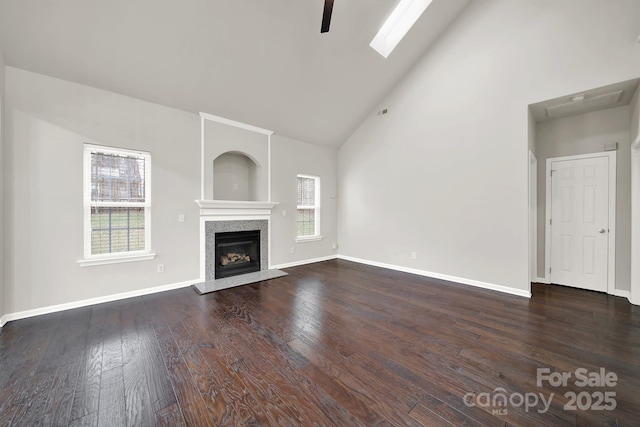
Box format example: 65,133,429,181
296,174,321,241
80,144,154,265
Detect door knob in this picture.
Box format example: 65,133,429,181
598,228,606,233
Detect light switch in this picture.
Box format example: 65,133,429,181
178,214,185,223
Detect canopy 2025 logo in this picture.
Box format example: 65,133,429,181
537,367,617,411
462,367,617,416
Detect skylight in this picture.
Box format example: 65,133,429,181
370,0,434,58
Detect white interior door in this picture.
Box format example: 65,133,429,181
550,156,609,292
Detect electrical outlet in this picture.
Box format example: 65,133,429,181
157,264,165,273
178,214,185,223
332,243,338,250
411,252,417,260
283,210,287,217
290,246,295,254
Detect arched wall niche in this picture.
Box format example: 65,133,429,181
201,115,270,201
213,151,262,201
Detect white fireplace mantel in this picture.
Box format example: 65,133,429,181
197,199,278,281
196,199,279,217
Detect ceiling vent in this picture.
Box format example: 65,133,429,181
545,90,623,119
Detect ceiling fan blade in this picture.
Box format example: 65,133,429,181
321,0,334,33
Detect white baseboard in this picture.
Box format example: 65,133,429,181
271,255,338,270
533,280,633,302
337,255,532,299
612,289,630,300
0,279,199,327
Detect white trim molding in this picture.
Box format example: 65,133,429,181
0,279,198,327
199,112,274,136
295,235,324,243
199,112,275,203
529,151,537,290
296,174,321,240
81,144,153,265
196,200,278,214
200,114,206,200
271,255,338,270
78,252,156,267
631,135,640,305
268,134,272,202
612,289,630,300
337,255,532,298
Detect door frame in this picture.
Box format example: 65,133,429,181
544,151,617,294
631,136,640,305
529,151,537,284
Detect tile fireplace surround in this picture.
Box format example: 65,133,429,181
194,200,287,294
205,219,268,281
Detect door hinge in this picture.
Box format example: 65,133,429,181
550,218,552,226
549,267,552,274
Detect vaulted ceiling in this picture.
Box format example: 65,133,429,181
0,0,471,147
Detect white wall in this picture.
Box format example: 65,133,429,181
338,0,640,295
535,106,632,292
213,152,255,201
2,67,340,317
4,67,201,314
270,134,338,266
0,50,6,323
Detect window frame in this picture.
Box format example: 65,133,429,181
296,174,322,242
78,144,155,266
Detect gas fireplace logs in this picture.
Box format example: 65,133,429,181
220,253,251,266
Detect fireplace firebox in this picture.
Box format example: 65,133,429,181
214,230,261,279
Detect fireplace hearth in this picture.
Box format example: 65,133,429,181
194,209,289,294
215,230,260,279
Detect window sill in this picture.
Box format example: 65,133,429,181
295,235,323,243
78,253,156,267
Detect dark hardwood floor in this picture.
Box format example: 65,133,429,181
1,259,639,426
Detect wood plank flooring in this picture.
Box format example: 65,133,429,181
1,259,639,426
